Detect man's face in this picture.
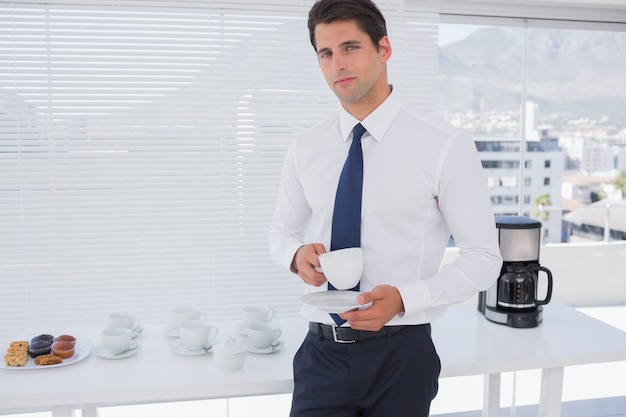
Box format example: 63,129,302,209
314,19,391,115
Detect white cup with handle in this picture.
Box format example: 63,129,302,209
173,307,208,325
246,322,282,349
242,305,275,325
102,326,139,355
178,320,218,351
108,312,139,330
318,247,363,290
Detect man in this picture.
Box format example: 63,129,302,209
269,0,502,415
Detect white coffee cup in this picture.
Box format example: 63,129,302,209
318,247,363,290
246,322,282,349
173,307,208,325
242,305,275,324
178,320,218,351
108,312,138,329
102,326,139,355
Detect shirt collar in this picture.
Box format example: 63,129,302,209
338,87,402,143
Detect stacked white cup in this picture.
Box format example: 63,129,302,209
102,312,141,355
173,307,217,352
242,305,281,350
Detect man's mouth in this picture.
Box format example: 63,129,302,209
335,77,355,87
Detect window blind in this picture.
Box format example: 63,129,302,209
0,0,439,343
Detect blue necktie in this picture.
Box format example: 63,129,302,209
328,123,366,326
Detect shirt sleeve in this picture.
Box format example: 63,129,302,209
399,132,503,316
269,141,311,272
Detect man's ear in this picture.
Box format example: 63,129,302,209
379,35,392,62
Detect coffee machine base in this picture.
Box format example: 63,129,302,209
483,306,543,328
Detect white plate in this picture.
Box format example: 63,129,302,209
1,338,92,370
169,339,212,356
162,323,180,338
300,291,372,313
246,339,284,355
94,344,141,360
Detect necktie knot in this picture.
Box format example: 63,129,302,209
352,123,366,142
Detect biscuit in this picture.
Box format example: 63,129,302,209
4,351,28,367
4,341,30,366
34,353,63,366
9,341,28,350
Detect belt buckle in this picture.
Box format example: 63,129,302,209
332,324,355,343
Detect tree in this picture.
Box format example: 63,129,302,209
533,193,551,221
613,170,626,198
590,189,606,203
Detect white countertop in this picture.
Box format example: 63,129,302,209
0,317,308,411
1,302,626,414
434,302,626,377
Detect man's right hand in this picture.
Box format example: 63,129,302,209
292,243,328,287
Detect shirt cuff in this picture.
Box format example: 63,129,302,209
396,280,432,318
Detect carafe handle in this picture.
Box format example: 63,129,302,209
533,266,553,305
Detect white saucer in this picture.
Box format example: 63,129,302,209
94,344,141,360
300,291,372,313
132,322,143,333
162,323,180,338
169,339,212,356
246,339,284,355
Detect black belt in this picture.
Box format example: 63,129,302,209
309,322,408,343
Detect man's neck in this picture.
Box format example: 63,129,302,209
342,84,392,121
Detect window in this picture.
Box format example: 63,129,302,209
501,177,517,187
439,22,626,243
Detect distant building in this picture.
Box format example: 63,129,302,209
562,172,620,204
475,134,564,243
558,136,584,170
582,142,615,173
563,199,626,242
618,147,626,171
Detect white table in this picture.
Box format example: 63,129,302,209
1,302,625,417
433,303,626,417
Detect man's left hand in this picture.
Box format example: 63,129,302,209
339,285,405,331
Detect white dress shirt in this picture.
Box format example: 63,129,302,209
269,89,502,326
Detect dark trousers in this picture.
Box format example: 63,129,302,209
290,324,441,417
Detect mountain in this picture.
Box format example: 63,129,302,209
439,27,626,127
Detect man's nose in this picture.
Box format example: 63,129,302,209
332,54,346,72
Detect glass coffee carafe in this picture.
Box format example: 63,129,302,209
497,263,553,310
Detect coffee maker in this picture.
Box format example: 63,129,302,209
478,215,554,328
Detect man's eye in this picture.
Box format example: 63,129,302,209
320,51,331,59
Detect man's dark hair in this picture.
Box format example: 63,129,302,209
308,0,387,51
